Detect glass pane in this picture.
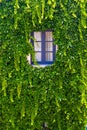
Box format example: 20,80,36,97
45,52,53,61
34,42,41,51
34,32,41,41
45,42,53,51
35,52,41,61
45,32,52,41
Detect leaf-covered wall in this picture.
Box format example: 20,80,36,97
0,0,87,130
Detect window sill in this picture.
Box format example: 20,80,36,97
32,64,52,68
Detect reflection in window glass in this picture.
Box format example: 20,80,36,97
35,52,41,61
34,32,41,41
45,42,53,51
45,32,52,41
34,42,41,51
46,53,53,61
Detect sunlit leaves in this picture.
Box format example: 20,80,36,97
13,0,57,27
80,0,87,29
2,78,7,96
1,0,87,130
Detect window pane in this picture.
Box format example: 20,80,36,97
34,32,41,41
45,32,52,41
35,52,41,61
45,52,53,61
45,42,53,51
34,42,41,51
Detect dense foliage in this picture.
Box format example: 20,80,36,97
0,0,87,130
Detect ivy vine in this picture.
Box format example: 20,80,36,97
0,0,87,130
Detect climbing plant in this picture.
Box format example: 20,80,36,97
0,0,87,130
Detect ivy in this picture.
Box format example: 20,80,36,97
0,0,87,130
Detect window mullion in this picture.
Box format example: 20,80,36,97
41,32,45,64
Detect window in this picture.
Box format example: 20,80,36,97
31,31,56,65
